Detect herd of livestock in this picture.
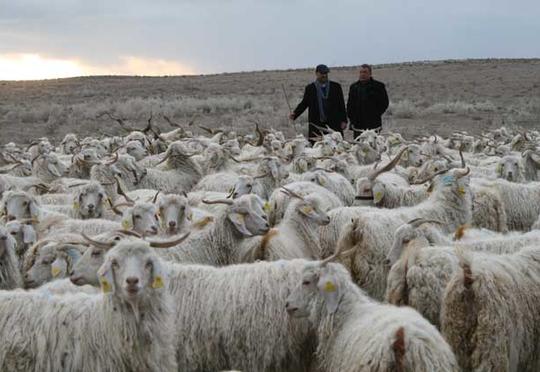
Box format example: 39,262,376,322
0,117,539,371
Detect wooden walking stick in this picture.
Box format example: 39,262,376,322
281,83,297,134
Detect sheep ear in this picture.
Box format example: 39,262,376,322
151,258,167,290
47,163,62,177
28,199,40,221
317,271,341,314
97,258,115,293
22,224,37,244
298,204,314,218
51,257,67,278
315,173,326,186
496,163,502,176
121,209,133,229
227,212,251,236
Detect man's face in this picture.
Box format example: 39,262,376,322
359,67,371,81
316,72,328,83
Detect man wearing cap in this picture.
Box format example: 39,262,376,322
289,64,347,144
347,64,389,138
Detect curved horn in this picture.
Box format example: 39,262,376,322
202,198,234,205
253,172,270,179
103,152,119,165
151,191,160,204
147,232,191,248
410,168,449,185
114,176,134,204
80,232,115,249
455,167,471,179
459,150,466,168
280,186,305,200
368,146,408,181
255,123,266,147
114,229,143,238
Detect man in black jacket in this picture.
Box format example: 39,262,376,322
347,64,389,139
289,64,347,144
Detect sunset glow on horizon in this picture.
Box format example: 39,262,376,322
0,53,197,81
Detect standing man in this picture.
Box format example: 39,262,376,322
289,64,347,144
347,64,389,139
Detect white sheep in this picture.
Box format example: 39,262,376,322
320,167,472,300
0,224,23,289
441,245,540,371
0,240,177,371
285,251,459,371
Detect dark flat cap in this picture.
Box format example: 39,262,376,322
315,64,330,74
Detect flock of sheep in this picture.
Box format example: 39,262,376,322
0,116,539,371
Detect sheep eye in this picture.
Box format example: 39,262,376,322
98,193,104,199
145,261,153,269
23,201,28,206
10,232,17,235
113,237,121,241
134,215,141,219
91,250,101,257
111,259,119,268
302,280,310,286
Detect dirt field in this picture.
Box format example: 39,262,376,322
0,58,539,145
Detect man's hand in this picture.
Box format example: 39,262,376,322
340,122,348,130
288,112,295,120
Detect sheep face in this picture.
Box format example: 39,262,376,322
258,157,288,181
229,176,254,199
122,203,159,236
0,226,17,262
404,145,424,167
5,221,36,256
125,140,149,161
24,243,83,288
98,241,167,303
158,194,191,234
294,196,331,226
385,224,419,266
496,155,522,182
286,263,342,318
75,184,106,219
228,195,270,237
71,245,108,286
61,134,79,154
1,191,40,221
35,153,67,179
291,157,315,174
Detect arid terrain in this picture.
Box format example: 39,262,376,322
0,58,539,145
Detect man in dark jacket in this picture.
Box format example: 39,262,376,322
347,64,389,139
289,64,347,144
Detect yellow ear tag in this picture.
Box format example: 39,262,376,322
496,164,502,173
152,276,164,289
100,278,112,293
122,219,132,229
374,191,383,203
51,266,61,278
73,202,79,210
323,280,337,293
301,205,313,214
263,202,272,213
458,186,466,196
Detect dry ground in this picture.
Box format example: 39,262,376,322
0,58,539,145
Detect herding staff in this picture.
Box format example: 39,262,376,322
281,83,297,133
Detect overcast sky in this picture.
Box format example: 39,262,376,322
0,0,539,79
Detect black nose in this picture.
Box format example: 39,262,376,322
87,204,94,210
126,277,139,285
169,221,176,227
7,215,16,221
